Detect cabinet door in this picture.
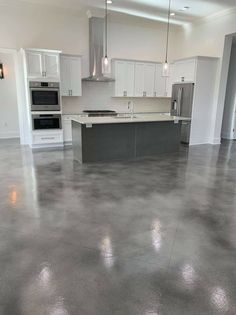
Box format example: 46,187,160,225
44,53,60,79
144,63,155,97
70,57,82,96
26,51,43,78
114,61,134,97
173,59,196,83
166,64,174,97
125,62,135,97
154,64,166,97
60,56,71,96
134,63,145,97
62,118,72,142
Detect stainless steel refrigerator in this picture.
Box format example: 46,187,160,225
171,83,194,144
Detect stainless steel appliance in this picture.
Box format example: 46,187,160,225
82,17,114,82
32,114,62,130
83,110,117,117
171,83,194,144
30,81,61,111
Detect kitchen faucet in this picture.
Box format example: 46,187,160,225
128,101,134,118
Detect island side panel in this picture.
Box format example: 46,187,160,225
81,123,136,163
72,120,83,163
135,121,181,157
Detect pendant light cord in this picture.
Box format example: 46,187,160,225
165,0,171,63
105,0,108,58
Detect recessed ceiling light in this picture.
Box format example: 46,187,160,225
170,12,175,16
107,0,112,4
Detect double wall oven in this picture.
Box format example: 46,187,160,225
30,81,61,111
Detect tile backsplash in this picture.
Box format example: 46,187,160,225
62,82,171,114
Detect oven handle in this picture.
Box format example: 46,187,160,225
30,88,60,91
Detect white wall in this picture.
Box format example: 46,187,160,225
175,8,236,144
62,82,171,114
0,2,182,115
221,39,236,139
0,51,19,138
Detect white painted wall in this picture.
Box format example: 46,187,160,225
221,40,236,139
0,2,183,116
0,51,19,139
175,8,236,144
62,82,171,114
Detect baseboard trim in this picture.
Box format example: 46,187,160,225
189,137,221,146
0,132,20,139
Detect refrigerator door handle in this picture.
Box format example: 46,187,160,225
177,88,183,116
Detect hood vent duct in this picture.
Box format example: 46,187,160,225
83,17,114,82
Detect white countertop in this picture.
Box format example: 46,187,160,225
72,113,191,125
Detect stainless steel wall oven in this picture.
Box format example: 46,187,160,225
30,81,60,111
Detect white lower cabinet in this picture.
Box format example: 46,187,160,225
62,115,79,144
32,130,63,147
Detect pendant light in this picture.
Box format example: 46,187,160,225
0,63,4,79
162,0,171,77
102,0,111,74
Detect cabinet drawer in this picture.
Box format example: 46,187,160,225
32,133,63,145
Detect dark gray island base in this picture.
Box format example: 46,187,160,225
72,119,182,163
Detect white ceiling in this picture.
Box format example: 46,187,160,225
2,0,236,25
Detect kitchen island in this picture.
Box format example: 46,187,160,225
72,114,190,163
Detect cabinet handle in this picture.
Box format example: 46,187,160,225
154,92,157,97
143,91,147,97
41,137,55,140
123,91,127,97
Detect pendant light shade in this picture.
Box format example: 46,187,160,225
102,0,111,75
162,0,171,77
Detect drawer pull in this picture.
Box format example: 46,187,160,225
41,137,55,140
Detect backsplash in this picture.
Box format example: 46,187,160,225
62,82,171,114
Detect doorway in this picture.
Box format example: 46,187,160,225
221,35,236,140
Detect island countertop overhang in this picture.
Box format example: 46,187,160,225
72,113,191,126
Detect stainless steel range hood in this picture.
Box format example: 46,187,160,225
83,17,114,82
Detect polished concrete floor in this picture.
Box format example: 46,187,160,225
0,139,236,314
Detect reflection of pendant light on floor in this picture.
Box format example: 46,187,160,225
162,0,171,77
102,0,111,74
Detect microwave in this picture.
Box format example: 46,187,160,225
30,81,61,111
32,114,62,130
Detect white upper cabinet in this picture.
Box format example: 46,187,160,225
154,64,167,97
134,63,155,97
166,64,174,97
26,51,44,78
44,53,60,79
25,50,60,80
172,58,197,83
114,60,135,97
60,55,82,97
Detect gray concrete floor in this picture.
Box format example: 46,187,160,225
0,139,236,314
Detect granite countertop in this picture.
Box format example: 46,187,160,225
72,113,191,125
